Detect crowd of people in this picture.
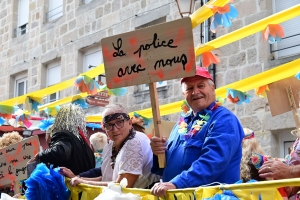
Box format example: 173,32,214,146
1,66,300,199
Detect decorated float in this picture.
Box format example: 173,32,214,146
0,0,300,199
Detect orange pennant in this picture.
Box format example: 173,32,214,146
262,24,284,41
202,51,220,68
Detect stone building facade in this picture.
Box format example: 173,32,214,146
0,0,299,157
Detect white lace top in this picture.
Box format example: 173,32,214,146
101,131,159,188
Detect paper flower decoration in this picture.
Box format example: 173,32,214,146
133,112,152,127
99,84,127,96
0,117,5,126
86,123,102,130
295,71,300,80
38,118,55,131
74,75,100,95
181,101,190,114
0,105,19,119
44,106,60,116
72,98,88,109
15,112,32,128
210,4,238,33
255,85,269,98
226,88,251,104
178,117,188,134
262,24,284,44
23,97,43,113
216,96,225,106
201,51,220,68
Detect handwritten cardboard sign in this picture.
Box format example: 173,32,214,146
101,17,196,89
266,77,300,116
0,136,40,186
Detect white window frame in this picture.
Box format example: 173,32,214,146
15,0,29,37
46,62,61,103
272,0,300,59
47,0,63,21
83,46,104,83
82,0,92,5
15,77,27,97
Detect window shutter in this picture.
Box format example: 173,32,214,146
47,65,61,86
274,0,300,58
18,0,29,27
84,51,103,72
47,65,61,102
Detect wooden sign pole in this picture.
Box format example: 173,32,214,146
149,82,166,168
286,86,300,128
14,181,20,194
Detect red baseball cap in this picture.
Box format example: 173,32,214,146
181,66,214,84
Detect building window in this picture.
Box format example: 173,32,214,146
46,0,63,21
15,78,27,97
83,47,105,83
141,81,167,91
14,0,29,37
272,0,300,58
278,129,297,158
46,63,61,103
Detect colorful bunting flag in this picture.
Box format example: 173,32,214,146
202,51,220,68
262,24,284,44
226,88,251,104
210,4,238,33
74,75,100,95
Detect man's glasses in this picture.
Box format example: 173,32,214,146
103,120,125,131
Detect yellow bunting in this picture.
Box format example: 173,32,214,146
216,58,300,98
0,64,105,106
195,4,300,56
190,0,230,28
64,178,300,200
85,59,300,122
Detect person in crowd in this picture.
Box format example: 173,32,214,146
60,113,150,180
31,104,95,175
240,128,266,182
150,66,244,196
0,131,23,149
259,130,300,198
64,104,159,188
90,132,108,168
0,131,24,196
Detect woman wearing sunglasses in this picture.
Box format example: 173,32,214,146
67,104,159,188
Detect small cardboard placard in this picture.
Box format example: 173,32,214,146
0,136,40,186
266,77,300,116
101,17,196,89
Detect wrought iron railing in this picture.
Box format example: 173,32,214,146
45,5,63,21
270,33,300,53
14,23,28,37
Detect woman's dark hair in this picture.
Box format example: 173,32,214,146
131,116,145,133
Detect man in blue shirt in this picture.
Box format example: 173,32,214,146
150,67,244,196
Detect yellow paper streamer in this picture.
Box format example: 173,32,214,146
190,0,230,28
195,4,300,56
85,58,300,122
0,64,105,106
64,178,300,200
